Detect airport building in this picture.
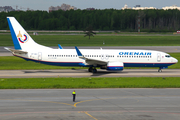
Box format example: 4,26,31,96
0,6,15,12
162,5,180,10
122,4,180,11
121,4,131,10
49,3,77,12
122,4,156,10
132,6,156,10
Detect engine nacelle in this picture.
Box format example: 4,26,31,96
106,62,124,71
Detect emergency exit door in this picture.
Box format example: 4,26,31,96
38,52,42,60
157,53,161,62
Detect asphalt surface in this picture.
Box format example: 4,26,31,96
1,46,180,56
0,69,180,78
0,88,180,120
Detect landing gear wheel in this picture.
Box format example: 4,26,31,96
158,69,162,72
88,67,93,72
92,69,97,73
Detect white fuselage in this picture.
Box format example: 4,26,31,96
15,48,178,68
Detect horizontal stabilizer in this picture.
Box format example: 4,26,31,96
4,47,27,54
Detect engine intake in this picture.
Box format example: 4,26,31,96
106,62,124,71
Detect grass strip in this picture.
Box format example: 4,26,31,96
0,77,180,89
1,34,180,46
0,53,179,70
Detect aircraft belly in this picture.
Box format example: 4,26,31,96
124,62,174,67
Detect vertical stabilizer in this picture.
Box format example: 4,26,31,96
7,17,52,50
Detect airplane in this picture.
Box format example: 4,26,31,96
5,17,178,73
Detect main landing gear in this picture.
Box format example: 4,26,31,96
88,67,97,73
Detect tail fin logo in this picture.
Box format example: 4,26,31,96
17,31,28,43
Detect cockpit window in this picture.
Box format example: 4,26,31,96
165,55,171,58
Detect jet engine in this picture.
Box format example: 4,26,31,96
106,62,124,71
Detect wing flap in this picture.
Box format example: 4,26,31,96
85,58,107,65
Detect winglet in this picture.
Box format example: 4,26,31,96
75,46,83,57
75,46,86,59
58,44,63,49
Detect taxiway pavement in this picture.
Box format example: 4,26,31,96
0,69,180,78
0,88,180,120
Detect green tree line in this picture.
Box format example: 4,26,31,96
0,9,180,32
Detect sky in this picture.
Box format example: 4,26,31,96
1,0,180,11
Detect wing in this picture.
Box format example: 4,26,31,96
4,47,27,54
85,58,107,65
75,46,107,65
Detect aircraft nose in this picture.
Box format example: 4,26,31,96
175,58,178,63
173,58,178,63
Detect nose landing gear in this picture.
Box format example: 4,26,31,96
158,68,162,72
158,67,168,72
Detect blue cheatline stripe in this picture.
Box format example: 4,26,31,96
124,63,174,67
75,46,82,56
7,18,21,50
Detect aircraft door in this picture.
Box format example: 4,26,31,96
157,53,161,62
101,54,109,60
38,52,42,60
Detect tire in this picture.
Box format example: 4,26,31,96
93,69,97,73
88,67,93,72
